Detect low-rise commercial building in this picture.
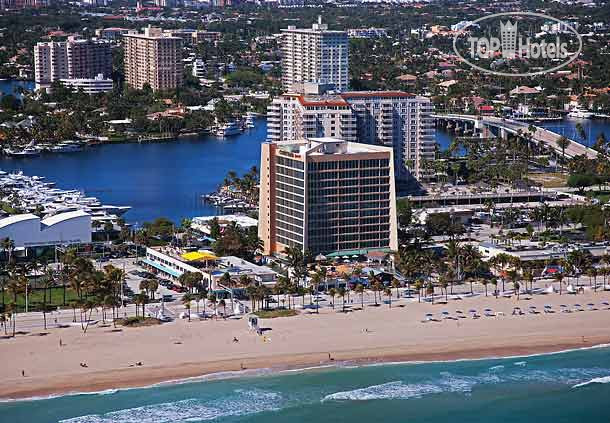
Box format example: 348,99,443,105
59,73,113,94
0,210,91,248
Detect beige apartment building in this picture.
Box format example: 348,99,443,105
258,138,398,256
267,90,435,180
281,16,349,92
34,37,112,90
123,26,183,91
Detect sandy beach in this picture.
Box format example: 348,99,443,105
2,290,610,400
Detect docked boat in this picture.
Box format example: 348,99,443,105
5,146,41,157
51,141,84,153
215,122,242,137
568,108,594,119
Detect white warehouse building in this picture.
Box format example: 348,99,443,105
0,210,92,248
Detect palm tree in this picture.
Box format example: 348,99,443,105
439,275,449,302
513,281,521,300
391,278,401,299
414,279,423,303
182,293,194,321
384,287,392,308
208,293,218,318
482,278,489,296
328,288,336,309
587,267,598,292
219,299,227,317
491,277,498,298
554,272,564,295
6,302,16,337
354,283,364,309
337,287,346,312
426,282,435,304
523,268,534,293
556,136,570,171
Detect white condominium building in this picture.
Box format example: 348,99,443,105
281,16,349,92
123,26,183,91
267,90,434,180
258,138,397,256
34,36,112,90
59,73,113,94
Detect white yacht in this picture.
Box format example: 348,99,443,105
215,122,242,137
6,147,41,157
51,142,84,153
568,108,594,119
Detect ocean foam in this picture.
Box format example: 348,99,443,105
59,389,282,423
322,373,480,402
322,367,610,402
572,376,610,388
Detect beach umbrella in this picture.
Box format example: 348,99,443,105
425,313,434,317
574,303,582,307
484,308,492,312
544,305,552,309
342,255,349,259
602,301,609,306
351,255,359,258
315,254,326,261
469,309,477,313
455,310,463,314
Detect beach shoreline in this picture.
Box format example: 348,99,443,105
2,339,608,401
2,290,610,401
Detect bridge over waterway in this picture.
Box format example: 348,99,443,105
433,114,598,160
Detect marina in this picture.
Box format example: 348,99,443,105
0,119,267,224
0,171,131,225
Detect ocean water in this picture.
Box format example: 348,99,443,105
2,346,609,422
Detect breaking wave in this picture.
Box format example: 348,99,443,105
323,367,610,402
59,389,282,423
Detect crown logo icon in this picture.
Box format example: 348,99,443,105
500,20,518,59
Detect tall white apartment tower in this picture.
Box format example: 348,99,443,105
123,26,183,91
267,91,435,180
34,37,111,91
281,16,349,93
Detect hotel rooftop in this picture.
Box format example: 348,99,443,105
276,137,394,156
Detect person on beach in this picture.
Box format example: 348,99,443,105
59,338,62,347
21,370,25,377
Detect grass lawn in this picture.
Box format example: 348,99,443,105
527,172,567,188
0,286,80,312
254,309,299,318
117,316,161,327
586,190,610,204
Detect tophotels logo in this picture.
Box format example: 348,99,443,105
453,12,582,77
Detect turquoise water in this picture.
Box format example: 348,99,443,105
1,347,609,422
